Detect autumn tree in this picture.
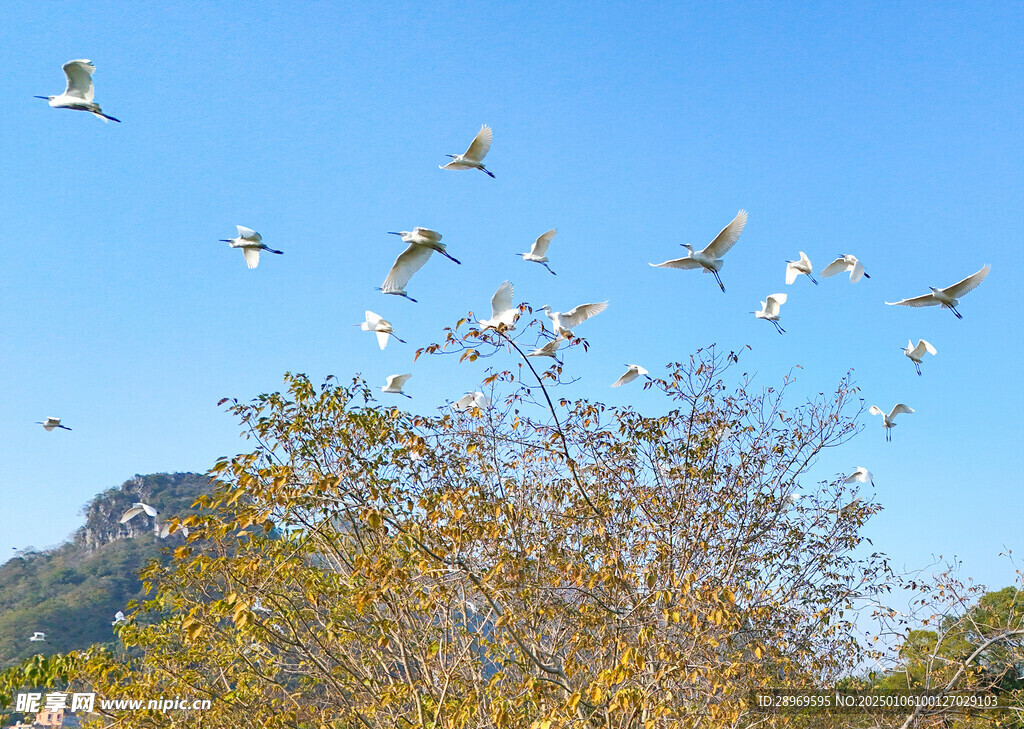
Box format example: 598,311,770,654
2,312,896,728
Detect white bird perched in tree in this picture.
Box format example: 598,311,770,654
785,251,818,285
382,374,412,398
478,281,519,331
649,210,748,293
539,301,608,337
35,59,120,123
219,226,283,269
527,337,565,361
820,254,870,283
902,339,937,375
29,632,46,642
451,392,491,412
357,311,405,350
753,293,787,334
843,467,874,486
785,493,804,506
868,404,914,442
439,125,495,178
37,417,71,432
119,502,158,524
611,364,648,388
380,228,458,302
112,611,125,625
518,228,557,275
886,265,990,320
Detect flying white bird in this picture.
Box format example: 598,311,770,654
382,374,412,398
785,493,804,506
119,502,158,524
539,301,608,337
649,210,748,293
35,59,120,122
380,228,457,302
526,337,565,361
37,417,71,432
29,632,46,642
451,392,491,412
478,281,519,331
843,467,875,486
358,311,405,350
518,228,557,275
902,339,937,375
753,293,787,334
440,124,495,178
611,364,648,388
868,404,914,442
820,254,870,283
785,251,818,285
219,226,283,269
112,611,125,625
886,265,990,320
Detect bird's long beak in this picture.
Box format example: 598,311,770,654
386,232,401,236
445,154,455,158
218,239,231,242
34,96,49,100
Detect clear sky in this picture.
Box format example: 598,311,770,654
1,2,1021,593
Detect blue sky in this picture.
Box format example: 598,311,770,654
1,2,1021,592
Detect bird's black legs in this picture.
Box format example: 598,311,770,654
441,250,462,265
772,321,786,335
713,271,726,292
951,306,963,319
915,362,922,376
809,275,819,285
479,166,495,179
544,263,557,275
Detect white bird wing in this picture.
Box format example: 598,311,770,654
610,369,633,388
820,258,849,278
764,293,787,315
375,331,389,350
635,365,649,376
473,392,491,409
799,251,812,269
531,229,557,257
452,394,475,411
242,247,261,269
382,244,434,294
889,404,914,420
868,405,884,417
559,301,608,329
364,310,384,329
236,226,261,242
650,256,703,270
490,281,515,319
462,125,493,163
785,262,801,285
140,503,158,517
848,258,865,283
119,506,143,524
62,59,96,101
45,417,61,427
412,227,442,242
942,264,990,298
387,373,412,390
920,339,937,355
886,293,940,308
701,209,748,258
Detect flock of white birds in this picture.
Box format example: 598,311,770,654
25,58,994,641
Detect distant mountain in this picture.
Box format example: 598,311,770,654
0,473,211,669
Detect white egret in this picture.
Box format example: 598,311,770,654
611,364,648,388
753,293,787,334
539,301,608,337
29,632,46,642
253,597,272,614
518,228,557,275
36,59,120,122
451,392,491,412
387,228,461,263
219,226,283,269
439,124,495,178
785,493,804,506
112,611,125,625
868,404,914,442
119,502,158,524
785,251,818,285
843,467,874,486
358,311,405,350
382,374,412,398
902,339,937,376
380,229,457,302
478,281,519,330
820,254,870,283
526,337,565,361
649,210,748,292
886,265,990,319
37,417,71,432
